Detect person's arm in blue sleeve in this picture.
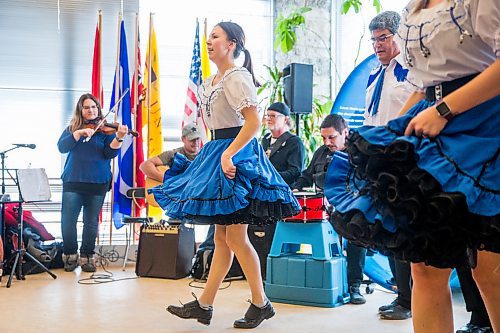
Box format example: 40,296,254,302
57,128,78,153
103,134,121,159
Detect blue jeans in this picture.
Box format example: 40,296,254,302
61,191,106,255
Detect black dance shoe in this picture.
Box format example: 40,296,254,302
233,301,275,329
379,304,412,320
166,293,213,326
456,323,493,333
378,298,398,313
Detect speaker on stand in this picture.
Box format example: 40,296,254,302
283,63,313,137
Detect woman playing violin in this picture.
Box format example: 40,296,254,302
57,93,128,273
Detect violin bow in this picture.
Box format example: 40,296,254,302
83,88,130,142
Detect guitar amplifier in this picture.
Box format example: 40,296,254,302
136,223,195,279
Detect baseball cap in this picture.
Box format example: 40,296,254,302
268,102,290,116
182,123,202,140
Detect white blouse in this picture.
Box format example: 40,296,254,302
397,0,499,89
364,55,415,126
199,67,258,130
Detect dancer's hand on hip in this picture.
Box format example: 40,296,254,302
404,106,448,138
221,154,236,179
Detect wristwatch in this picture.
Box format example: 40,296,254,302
116,137,124,142
435,100,454,121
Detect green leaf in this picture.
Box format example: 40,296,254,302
373,0,382,13
273,6,310,54
341,1,351,14
352,2,360,13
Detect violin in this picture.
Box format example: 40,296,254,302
84,117,139,137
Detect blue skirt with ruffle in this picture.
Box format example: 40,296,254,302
151,137,300,225
325,96,500,268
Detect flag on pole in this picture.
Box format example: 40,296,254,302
143,15,162,158
143,13,163,219
91,10,103,105
182,19,208,144
201,18,211,81
200,18,211,141
131,14,146,217
110,19,133,228
91,10,105,225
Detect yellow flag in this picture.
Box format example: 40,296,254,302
201,18,211,80
200,18,211,141
143,15,162,159
143,14,163,219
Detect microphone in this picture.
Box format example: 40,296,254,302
13,143,36,149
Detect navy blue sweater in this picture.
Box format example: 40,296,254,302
57,128,120,184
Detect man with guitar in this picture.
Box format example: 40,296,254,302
140,123,201,185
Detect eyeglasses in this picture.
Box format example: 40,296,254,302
83,105,98,110
264,114,284,119
370,33,394,44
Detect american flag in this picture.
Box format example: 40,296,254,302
182,20,208,143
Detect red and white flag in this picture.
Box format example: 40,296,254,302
182,19,208,144
131,14,146,217
91,10,103,105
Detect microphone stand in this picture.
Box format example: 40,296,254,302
1,146,22,283
0,145,57,287
5,176,57,288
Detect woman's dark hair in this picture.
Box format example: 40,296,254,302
320,114,348,133
217,21,258,86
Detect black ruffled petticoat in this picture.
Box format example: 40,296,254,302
329,132,499,269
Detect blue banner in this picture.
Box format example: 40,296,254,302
330,54,379,128
110,20,132,229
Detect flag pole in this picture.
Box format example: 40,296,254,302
147,13,153,160
95,9,103,245
98,10,103,102
204,17,207,41
109,12,122,244
99,9,103,243
131,12,139,218
145,13,153,217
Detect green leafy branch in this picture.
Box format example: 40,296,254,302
341,0,381,14
274,7,312,53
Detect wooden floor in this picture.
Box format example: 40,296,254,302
0,266,470,333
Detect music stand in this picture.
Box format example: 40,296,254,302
5,168,57,288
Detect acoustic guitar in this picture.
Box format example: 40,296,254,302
145,165,168,207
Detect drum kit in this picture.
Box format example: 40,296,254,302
286,190,330,223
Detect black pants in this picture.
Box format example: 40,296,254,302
456,266,491,327
346,241,366,287
388,256,412,309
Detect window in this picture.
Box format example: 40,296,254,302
0,0,272,244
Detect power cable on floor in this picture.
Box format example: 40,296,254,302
78,247,138,285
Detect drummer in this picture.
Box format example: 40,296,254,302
291,114,348,192
291,114,368,306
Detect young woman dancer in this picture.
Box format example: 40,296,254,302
324,1,499,332
151,21,300,329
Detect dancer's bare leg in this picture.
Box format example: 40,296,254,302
411,263,453,333
472,250,500,332
226,224,266,305
198,225,234,305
